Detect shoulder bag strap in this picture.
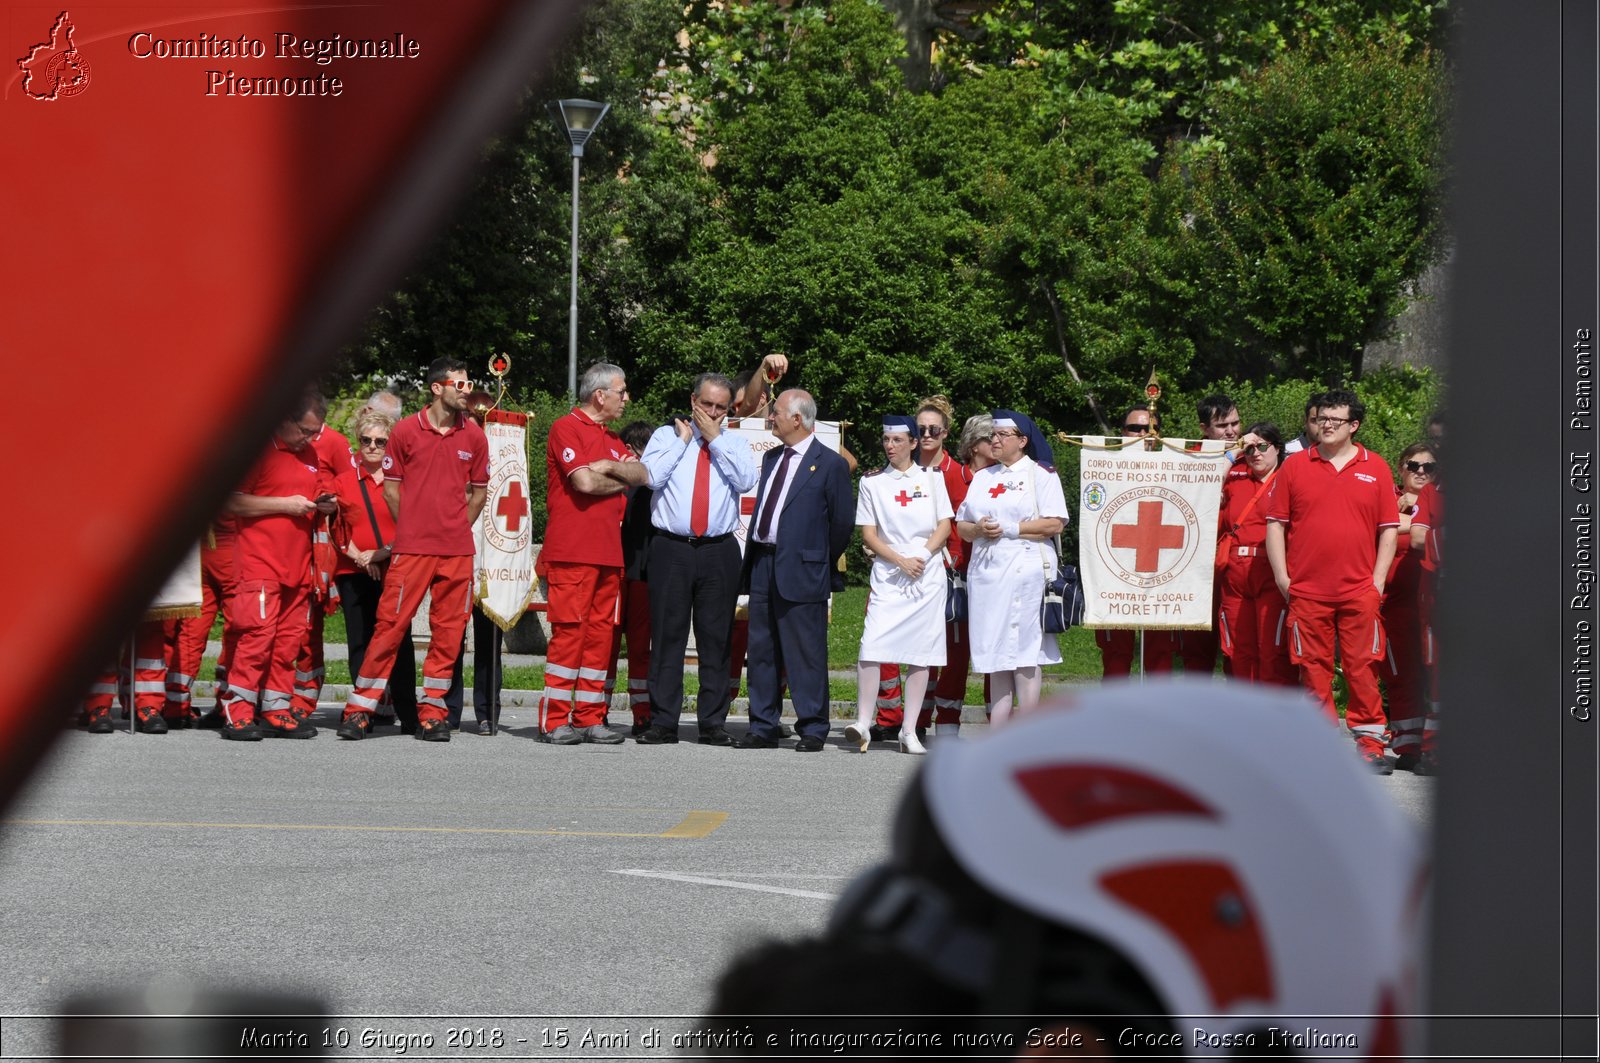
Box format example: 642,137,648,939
357,476,386,550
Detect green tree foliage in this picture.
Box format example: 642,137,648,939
1178,32,1448,383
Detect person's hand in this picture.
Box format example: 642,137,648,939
364,562,384,580
283,495,317,517
980,516,1003,540
1276,574,1292,602
674,417,693,444
693,402,721,442
1397,490,1418,514
1372,575,1386,596
761,352,788,383
352,548,375,568
315,497,338,515
896,554,926,580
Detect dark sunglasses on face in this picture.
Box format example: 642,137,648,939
359,436,389,448
917,425,946,438
1122,424,1151,434
1242,442,1275,455
1404,460,1436,474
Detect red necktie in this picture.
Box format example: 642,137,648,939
690,439,711,536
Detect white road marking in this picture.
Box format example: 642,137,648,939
609,869,837,900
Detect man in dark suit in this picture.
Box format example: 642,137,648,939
736,390,855,751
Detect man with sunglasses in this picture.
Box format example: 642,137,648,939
1265,388,1401,773
339,357,489,742
1095,404,1183,679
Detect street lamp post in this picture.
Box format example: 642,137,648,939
548,98,610,399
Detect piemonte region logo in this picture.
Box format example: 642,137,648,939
18,11,91,101
1093,486,1200,589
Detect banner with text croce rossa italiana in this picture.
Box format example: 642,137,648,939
474,410,535,631
1078,439,1229,630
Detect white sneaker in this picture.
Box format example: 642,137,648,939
934,722,961,738
843,721,871,753
898,730,927,755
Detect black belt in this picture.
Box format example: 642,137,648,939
746,540,776,553
656,530,733,546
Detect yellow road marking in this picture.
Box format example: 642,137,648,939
2,811,727,840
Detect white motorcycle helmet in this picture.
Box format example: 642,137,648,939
827,678,1427,1057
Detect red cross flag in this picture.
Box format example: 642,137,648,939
476,410,536,630
1077,439,1229,630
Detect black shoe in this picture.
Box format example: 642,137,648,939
734,732,780,749
1362,752,1393,775
698,727,734,746
630,721,651,737
337,712,370,741
372,714,397,728
868,724,894,743
580,724,626,745
221,719,264,742
794,735,824,752
1393,752,1419,772
1412,753,1438,776
636,725,680,745
260,712,317,739
86,712,114,735
477,720,494,736
165,714,194,730
135,709,169,735
195,709,225,729
417,719,452,742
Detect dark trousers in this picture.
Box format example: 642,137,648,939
446,606,504,727
745,547,830,740
336,571,417,725
647,535,741,732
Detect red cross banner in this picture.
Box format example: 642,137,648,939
474,410,536,631
1077,439,1230,629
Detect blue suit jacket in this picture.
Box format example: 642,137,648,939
743,437,854,602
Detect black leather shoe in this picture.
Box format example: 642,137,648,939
734,732,779,749
868,724,893,743
636,725,679,745
794,735,824,752
630,721,651,737
697,727,734,746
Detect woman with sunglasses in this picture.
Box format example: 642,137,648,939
1378,443,1439,772
845,414,953,755
332,409,418,734
1217,423,1295,686
956,409,1069,726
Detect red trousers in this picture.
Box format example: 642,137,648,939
1287,590,1387,753
1379,593,1433,755
606,576,653,726
542,561,620,732
291,608,326,716
1217,554,1296,685
1097,629,1179,679
84,621,169,720
227,579,311,723
197,537,238,712
346,554,471,724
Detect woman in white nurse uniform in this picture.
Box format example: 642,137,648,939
845,414,952,755
956,409,1069,726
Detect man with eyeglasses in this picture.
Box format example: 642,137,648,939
540,362,649,745
220,389,339,739
634,373,758,746
339,357,489,742
288,390,351,721
1182,393,1244,680
1264,388,1401,773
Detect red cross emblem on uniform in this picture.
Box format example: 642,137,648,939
894,490,913,507
496,480,529,532
989,483,1008,498
1110,500,1185,573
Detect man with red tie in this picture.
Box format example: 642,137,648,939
634,374,758,745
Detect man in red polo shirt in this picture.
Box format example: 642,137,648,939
541,361,647,744
1265,388,1400,773
222,391,336,740
291,391,351,720
339,357,488,742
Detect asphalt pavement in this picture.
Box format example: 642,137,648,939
0,705,1433,1058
